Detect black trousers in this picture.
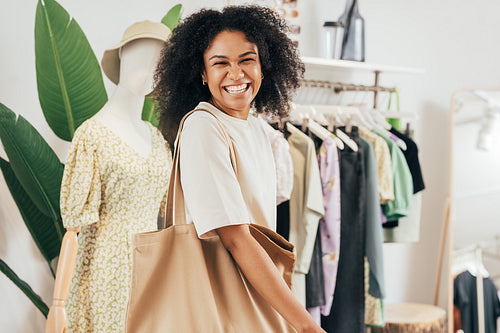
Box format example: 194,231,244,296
321,127,366,333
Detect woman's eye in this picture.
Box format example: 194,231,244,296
213,61,228,66
241,58,255,63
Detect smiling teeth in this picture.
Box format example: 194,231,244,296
225,83,248,93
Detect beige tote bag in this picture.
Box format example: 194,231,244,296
124,108,297,333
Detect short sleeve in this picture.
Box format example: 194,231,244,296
60,126,101,228
179,113,251,239
380,137,413,221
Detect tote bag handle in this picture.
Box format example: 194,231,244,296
163,107,238,229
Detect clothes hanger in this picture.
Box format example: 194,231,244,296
308,105,345,150
293,103,346,150
340,95,407,150
289,104,345,149
309,104,359,152
352,103,408,150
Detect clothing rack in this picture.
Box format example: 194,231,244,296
300,78,396,109
453,245,486,333
452,238,500,333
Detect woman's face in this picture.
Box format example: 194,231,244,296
202,30,262,120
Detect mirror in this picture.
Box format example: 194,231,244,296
450,89,500,333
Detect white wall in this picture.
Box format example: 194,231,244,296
1,0,500,331
452,93,500,282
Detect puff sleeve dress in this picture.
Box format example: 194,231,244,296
60,119,172,332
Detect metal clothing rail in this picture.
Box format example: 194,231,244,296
300,77,396,108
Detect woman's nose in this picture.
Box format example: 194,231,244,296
227,66,244,80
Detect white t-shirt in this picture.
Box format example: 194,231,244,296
179,102,276,239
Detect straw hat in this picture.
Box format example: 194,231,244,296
101,20,171,85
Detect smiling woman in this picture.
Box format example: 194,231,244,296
155,5,304,147
153,5,327,333
201,30,263,120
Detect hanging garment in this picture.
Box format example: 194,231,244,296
383,128,425,242
261,118,294,205
314,137,342,317
61,119,172,332
179,102,276,238
380,207,387,224
322,126,365,333
288,130,325,306
389,128,425,194
365,259,385,327
383,220,399,228
454,271,500,333
277,200,291,241
305,223,326,324
359,127,394,204
303,133,326,321
361,138,385,299
373,130,413,222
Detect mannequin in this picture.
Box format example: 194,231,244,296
93,38,164,158
46,21,171,333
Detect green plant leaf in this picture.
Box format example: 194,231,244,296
0,158,62,276
141,97,160,127
0,103,65,241
162,4,183,31
0,258,49,317
35,0,107,141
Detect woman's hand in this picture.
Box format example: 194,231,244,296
217,224,325,333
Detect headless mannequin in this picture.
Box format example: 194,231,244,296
45,38,164,333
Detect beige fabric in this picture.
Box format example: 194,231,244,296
101,20,171,85
288,130,324,305
60,119,171,332
360,128,394,204
179,102,276,238
125,108,297,333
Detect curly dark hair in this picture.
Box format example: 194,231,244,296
154,5,305,146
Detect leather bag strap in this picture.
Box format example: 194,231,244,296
164,107,238,228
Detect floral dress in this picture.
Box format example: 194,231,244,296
60,118,172,332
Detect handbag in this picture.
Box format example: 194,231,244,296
124,107,297,333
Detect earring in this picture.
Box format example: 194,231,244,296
261,73,264,80
202,80,207,85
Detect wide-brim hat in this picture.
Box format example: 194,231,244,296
101,20,171,85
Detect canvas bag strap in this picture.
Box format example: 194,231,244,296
164,107,238,228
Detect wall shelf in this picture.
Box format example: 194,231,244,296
300,56,424,108
301,56,425,75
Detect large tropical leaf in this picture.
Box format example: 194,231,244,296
0,158,62,276
0,103,64,241
162,4,183,32
35,0,107,141
0,258,49,317
141,97,160,127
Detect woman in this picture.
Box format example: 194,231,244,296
155,6,325,333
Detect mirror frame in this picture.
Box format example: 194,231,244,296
435,88,500,333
